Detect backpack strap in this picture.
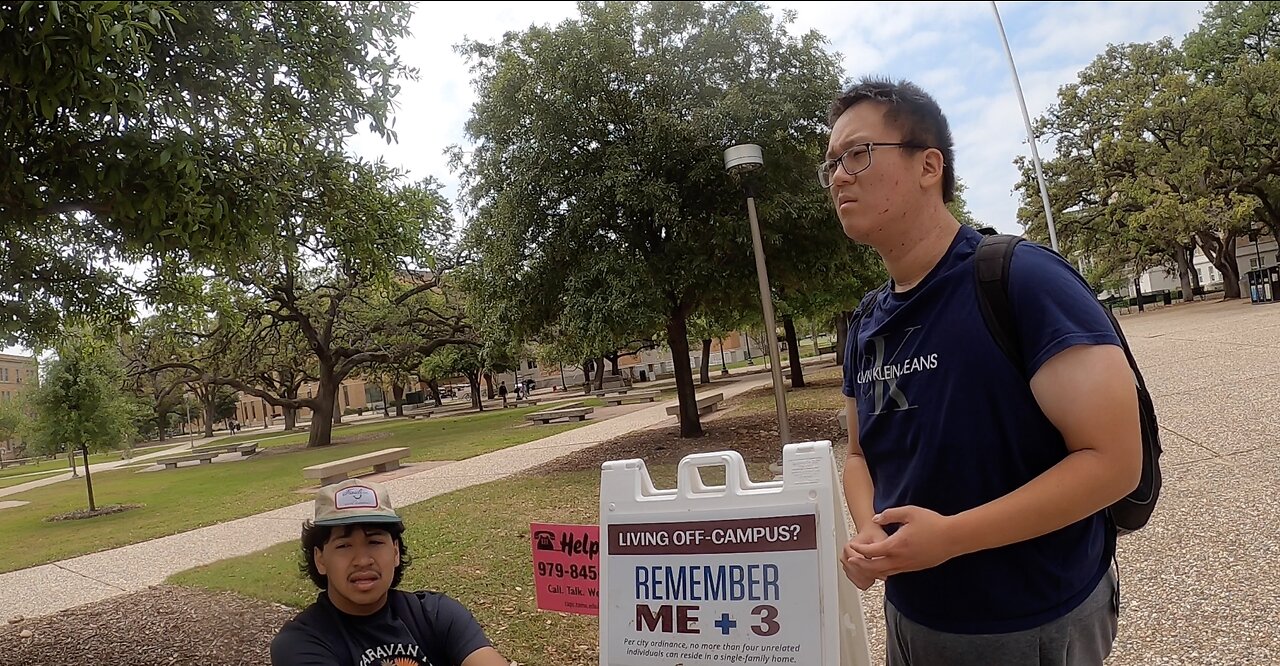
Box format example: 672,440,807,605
974,234,1026,375
847,280,891,349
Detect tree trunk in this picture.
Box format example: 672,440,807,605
666,307,703,438
608,353,620,376
1175,246,1194,303
834,311,852,367
307,375,338,448
1134,275,1145,313
699,339,712,385
783,315,805,388
393,382,405,418
810,322,821,357
282,386,298,431
467,372,483,411
156,414,167,442
1218,236,1242,300
1197,231,1242,300
68,449,79,477
1188,247,1203,291
81,446,96,512
484,372,495,400
428,379,442,407
594,357,605,390
202,400,215,438
580,362,592,394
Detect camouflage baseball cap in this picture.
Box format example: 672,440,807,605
313,479,402,527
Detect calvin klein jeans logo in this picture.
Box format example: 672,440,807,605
858,326,937,415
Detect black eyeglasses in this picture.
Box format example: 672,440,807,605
817,142,935,188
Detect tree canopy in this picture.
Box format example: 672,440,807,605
1,1,416,346
1020,2,1280,299
457,1,853,437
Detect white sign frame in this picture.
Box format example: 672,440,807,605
599,441,871,666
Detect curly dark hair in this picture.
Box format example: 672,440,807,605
827,76,956,203
300,521,412,590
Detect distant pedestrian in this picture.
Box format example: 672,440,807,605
498,381,508,407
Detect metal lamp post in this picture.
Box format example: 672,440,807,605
991,0,1059,253
185,394,195,449
724,143,791,446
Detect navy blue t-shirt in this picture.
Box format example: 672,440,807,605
271,589,492,666
842,225,1119,634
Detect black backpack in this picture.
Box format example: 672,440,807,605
975,233,1162,535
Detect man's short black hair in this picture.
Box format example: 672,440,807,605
827,76,956,203
300,521,412,590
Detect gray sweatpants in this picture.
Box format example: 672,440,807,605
885,567,1118,666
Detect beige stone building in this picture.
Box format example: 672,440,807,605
0,353,39,455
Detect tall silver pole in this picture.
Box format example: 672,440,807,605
186,400,194,449
746,196,791,445
991,0,1059,252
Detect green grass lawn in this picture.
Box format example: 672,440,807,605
0,450,122,479
0,405,586,573
170,377,844,664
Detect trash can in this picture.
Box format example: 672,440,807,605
1269,267,1280,303
1248,270,1261,304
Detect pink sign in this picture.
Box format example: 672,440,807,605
531,522,600,616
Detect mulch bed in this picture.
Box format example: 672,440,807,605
521,409,847,477
44,504,144,522
0,585,297,666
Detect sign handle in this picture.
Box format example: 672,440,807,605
676,450,748,497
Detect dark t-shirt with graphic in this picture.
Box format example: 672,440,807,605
270,590,491,666
841,225,1119,634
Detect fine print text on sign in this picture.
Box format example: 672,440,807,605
531,523,600,616
607,513,819,665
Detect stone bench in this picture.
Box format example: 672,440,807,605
156,452,220,469
603,390,660,406
591,388,629,397
503,399,540,408
408,404,471,419
302,447,410,486
193,441,258,456
665,393,724,417
526,407,594,424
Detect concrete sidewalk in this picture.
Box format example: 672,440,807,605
0,441,206,500
0,375,779,620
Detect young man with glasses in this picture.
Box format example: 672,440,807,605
824,77,1142,665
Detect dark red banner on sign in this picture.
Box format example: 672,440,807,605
530,523,600,616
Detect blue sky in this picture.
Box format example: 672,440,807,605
346,0,1212,234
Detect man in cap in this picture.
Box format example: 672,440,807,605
271,479,508,666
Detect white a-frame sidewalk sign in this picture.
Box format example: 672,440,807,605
599,441,871,665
